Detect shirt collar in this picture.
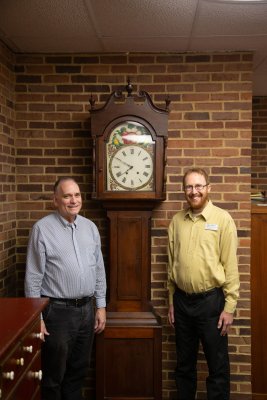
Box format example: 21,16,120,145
56,211,79,228
184,200,213,221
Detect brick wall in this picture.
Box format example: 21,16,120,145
0,49,252,399
0,42,16,296
252,96,267,192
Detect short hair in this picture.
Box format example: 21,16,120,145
53,177,78,194
183,168,210,188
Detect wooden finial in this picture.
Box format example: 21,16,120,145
125,78,133,97
89,94,96,110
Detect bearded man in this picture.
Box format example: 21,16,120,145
167,168,239,400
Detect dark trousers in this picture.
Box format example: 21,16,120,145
173,287,230,400
41,301,95,400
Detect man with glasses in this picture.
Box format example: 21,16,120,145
167,168,239,400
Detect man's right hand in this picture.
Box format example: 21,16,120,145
40,320,50,341
168,304,175,327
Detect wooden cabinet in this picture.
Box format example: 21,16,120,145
251,205,267,400
0,298,48,400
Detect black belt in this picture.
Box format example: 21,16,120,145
175,287,218,299
48,296,92,307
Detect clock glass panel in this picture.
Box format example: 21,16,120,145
106,121,155,191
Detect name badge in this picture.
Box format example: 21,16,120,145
205,223,218,231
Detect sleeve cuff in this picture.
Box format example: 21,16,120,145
95,298,106,309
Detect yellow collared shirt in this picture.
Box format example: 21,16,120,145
167,201,240,313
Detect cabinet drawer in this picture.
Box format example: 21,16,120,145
0,298,48,400
8,351,42,400
0,342,24,398
1,319,42,400
20,319,42,369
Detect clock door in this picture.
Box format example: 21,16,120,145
107,210,152,312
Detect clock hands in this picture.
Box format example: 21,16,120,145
113,156,135,176
120,165,134,176
109,145,153,190
114,157,133,169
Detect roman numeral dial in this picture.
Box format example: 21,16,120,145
109,145,154,190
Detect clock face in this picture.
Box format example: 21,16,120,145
109,145,153,190
106,121,155,191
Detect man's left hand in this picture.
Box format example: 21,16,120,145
217,310,234,336
94,307,106,334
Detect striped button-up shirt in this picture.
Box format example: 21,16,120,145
25,212,106,309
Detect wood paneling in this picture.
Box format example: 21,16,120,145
96,312,162,400
251,205,267,398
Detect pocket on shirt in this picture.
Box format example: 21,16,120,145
86,245,97,267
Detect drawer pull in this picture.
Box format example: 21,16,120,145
29,370,42,381
23,345,33,353
3,371,15,380
16,358,25,366
34,332,42,340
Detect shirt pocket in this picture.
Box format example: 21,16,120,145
194,225,219,262
85,243,97,267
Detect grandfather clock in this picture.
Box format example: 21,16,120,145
90,81,170,400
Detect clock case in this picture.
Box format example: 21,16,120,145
90,84,170,400
90,84,169,204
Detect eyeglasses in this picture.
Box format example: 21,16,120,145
184,184,209,192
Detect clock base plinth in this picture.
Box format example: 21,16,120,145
96,311,162,400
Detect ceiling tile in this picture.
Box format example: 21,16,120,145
194,0,267,36
87,0,197,37
0,0,96,39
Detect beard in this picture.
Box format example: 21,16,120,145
186,192,209,212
